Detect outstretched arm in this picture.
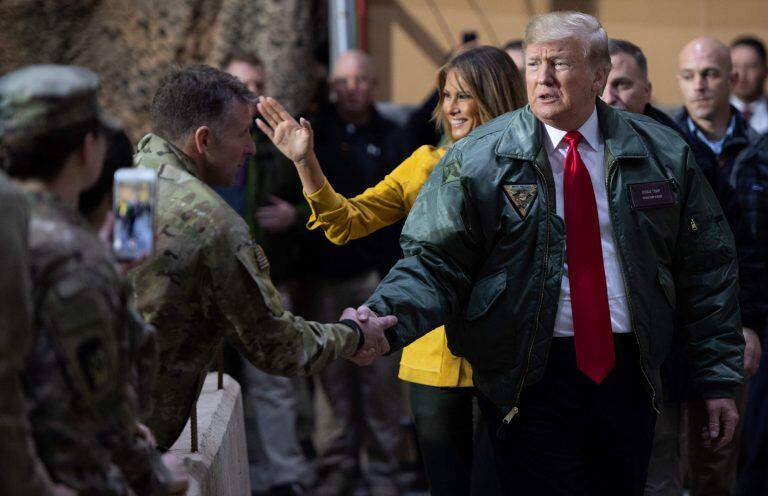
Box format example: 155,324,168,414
256,96,437,244
365,149,485,350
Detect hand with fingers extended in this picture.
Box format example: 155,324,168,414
341,306,396,366
701,397,739,451
98,210,153,274
255,96,314,164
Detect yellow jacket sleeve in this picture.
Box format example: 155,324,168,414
305,145,446,245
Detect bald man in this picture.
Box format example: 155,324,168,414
673,36,768,496
294,50,408,496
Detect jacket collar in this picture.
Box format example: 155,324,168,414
137,133,200,179
496,99,648,162
674,105,753,150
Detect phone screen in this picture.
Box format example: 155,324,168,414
113,168,156,261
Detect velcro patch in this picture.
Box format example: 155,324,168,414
628,180,675,209
442,161,461,183
503,184,538,219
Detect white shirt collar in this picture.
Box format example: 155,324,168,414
543,107,601,152
730,94,768,112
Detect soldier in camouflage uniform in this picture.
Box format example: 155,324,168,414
0,65,187,495
0,168,70,496
132,65,395,449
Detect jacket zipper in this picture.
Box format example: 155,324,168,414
502,162,551,425
605,158,659,413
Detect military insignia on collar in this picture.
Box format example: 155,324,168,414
503,184,537,219
255,245,270,272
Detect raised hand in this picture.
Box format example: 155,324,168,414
341,306,396,366
255,96,314,164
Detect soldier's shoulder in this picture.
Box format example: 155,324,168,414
156,171,252,256
28,196,109,275
29,200,80,256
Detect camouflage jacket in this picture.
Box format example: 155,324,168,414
21,189,167,496
132,133,360,448
0,172,53,496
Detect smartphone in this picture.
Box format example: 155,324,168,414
113,168,156,262
462,31,477,44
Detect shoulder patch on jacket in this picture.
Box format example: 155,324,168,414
442,161,461,183
503,184,537,219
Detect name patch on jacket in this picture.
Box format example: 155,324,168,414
503,184,537,219
628,180,675,209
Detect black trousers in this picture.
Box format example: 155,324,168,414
477,335,657,496
409,384,502,496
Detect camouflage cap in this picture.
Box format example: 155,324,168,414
0,64,113,141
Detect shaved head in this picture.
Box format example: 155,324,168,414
678,36,736,134
329,49,376,123
679,37,732,74
332,49,374,80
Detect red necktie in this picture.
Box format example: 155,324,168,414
563,131,615,384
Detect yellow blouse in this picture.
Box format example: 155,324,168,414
304,145,473,387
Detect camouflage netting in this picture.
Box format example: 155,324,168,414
0,0,325,142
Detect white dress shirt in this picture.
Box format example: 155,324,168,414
542,108,632,337
731,94,768,135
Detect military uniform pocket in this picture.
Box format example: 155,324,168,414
682,211,731,268
466,269,507,321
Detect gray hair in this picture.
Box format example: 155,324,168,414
524,11,611,70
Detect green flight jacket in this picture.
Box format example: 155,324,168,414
132,134,360,448
367,100,744,417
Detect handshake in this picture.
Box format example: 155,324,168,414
341,305,397,366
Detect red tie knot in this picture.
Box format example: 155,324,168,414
564,130,583,148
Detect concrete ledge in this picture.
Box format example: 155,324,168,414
170,372,251,496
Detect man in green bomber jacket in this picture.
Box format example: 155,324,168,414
361,11,744,496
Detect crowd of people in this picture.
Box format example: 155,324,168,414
1,9,768,496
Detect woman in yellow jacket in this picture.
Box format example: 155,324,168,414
257,46,525,496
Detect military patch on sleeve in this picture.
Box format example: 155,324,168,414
503,184,538,219
441,161,461,183
77,337,110,393
255,245,270,272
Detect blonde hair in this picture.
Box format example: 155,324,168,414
524,11,611,70
432,46,526,141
